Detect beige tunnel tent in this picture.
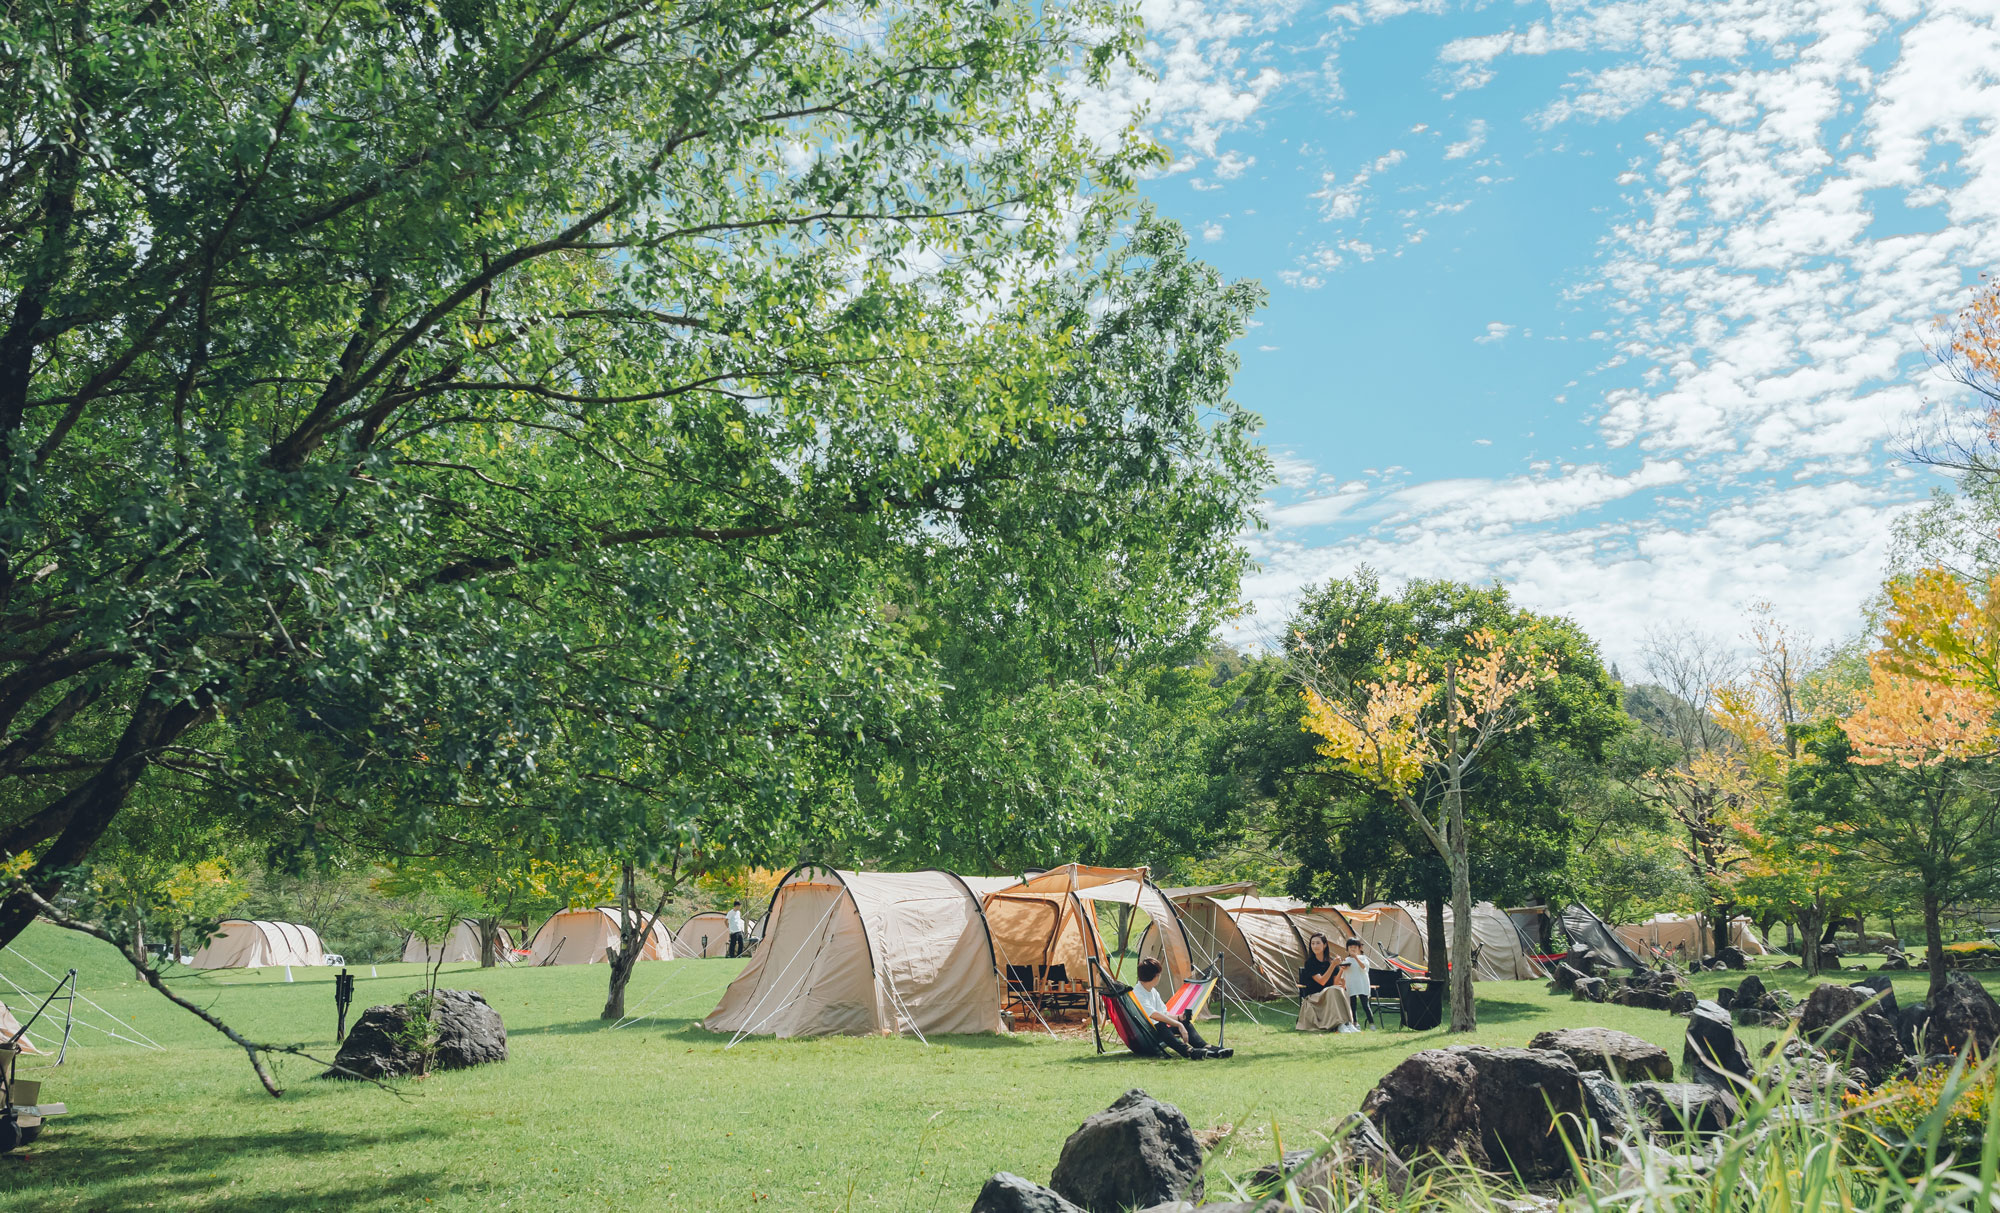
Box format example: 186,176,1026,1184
1356,901,1547,980
1141,886,1357,1002
401,919,514,965
1615,913,1773,962
703,867,1005,1038
189,919,325,969
526,907,679,965
677,911,758,958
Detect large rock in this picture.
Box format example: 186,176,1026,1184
1816,944,1843,971
1629,1082,1737,1137
1529,1027,1674,1082
1050,1090,1204,1213
1610,987,1677,1012
323,989,507,1079
1363,1047,1585,1182
1245,1114,1408,1210
1548,963,1588,994
1799,984,1903,1086
1930,971,2000,1059
1713,946,1749,971
1683,1001,1752,1087
1734,975,1767,1008
973,1174,1084,1213
1578,1070,1642,1142
1572,976,1608,1003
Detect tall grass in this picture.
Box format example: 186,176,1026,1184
1226,1044,2000,1213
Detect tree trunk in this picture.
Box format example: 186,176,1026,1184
172,924,182,965
1924,892,1947,1004
1444,661,1475,1034
1799,901,1824,979
478,917,500,968
1425,895,1447,986
602,863,640,1020
131,902,146,961
1446,787,1476,1033
1783,919,1795,951
1709,901,1734,959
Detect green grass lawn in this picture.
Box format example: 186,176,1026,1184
0,923,1991,1213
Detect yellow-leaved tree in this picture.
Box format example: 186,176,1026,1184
1297,628,1551,1033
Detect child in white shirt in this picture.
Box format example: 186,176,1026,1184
1339,937,1376,1029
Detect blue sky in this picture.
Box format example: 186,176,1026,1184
1102,0,2000,663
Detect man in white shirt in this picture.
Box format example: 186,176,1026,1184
1132,958,1218,1059
725,902,746,958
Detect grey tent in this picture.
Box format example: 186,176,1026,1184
1559,902,1646,971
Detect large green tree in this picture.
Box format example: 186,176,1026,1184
0,0,1271,949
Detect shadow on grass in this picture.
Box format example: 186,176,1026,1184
0,1125,453,1212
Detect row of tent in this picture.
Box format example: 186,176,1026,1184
400,909,760,966
183,909,760,970
1135,884,1550,1003
699,865,1554,1040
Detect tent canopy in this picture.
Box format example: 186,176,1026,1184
703,867,1003,1038
982,864,1193,991
189,919,324,969
1559,903,1646,971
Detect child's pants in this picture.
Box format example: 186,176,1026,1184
1349,993,1374,1026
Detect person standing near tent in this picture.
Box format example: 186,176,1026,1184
1339,937,1375,1029
1295,933,1354,1032
1133,959,1219,1059
725,902,746,959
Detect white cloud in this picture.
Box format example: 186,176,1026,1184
1443,118,1489,159
1214,150,1257,178
1226,0,2000,665
1201,221,1226,242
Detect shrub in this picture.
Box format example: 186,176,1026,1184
1847,1063,1995,1169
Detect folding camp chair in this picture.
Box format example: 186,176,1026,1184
1368,967,1405,1030
1087,957,1229,1058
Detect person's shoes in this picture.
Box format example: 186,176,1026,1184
1187,1049,1209,1060
1207,1047,1234,1059
1337,1023,1361,1034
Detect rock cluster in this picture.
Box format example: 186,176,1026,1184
322,989,507,1080
973,1091,1405,1213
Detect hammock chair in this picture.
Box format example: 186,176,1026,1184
1088,956,1228,1058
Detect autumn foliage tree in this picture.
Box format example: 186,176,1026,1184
1297,628,1551,1033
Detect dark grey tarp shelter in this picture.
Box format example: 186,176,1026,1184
1559,902,1646,971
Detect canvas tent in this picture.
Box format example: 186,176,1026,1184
189,919,324,969
1355,901,1547,980
401,919,514,965
677,911,758,958
1615,913,1773,962
1559,903,1646,971
0,999,41,1054
703,867,1004,1038
1142,887,1360,1002
526,907,679,966
981,864,1195,994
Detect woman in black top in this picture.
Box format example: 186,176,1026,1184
1298,933,1337,998
1296,932,1354,1031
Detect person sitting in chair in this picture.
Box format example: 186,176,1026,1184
1133,958,1221,1059
1295,932,1356,1032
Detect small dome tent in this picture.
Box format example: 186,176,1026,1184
702,867,1005,1038
401,919,514,965
526,907,679,965
677,910,758,958
189,920,324,969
